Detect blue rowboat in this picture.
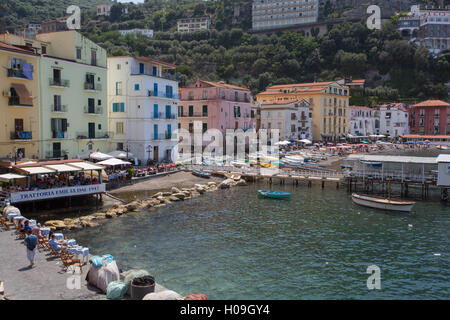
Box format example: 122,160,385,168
258,190,291,199
192,170,211,179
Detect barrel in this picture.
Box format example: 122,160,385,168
130,275,155,300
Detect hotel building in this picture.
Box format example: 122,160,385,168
252,0,319,31
107,56,179,163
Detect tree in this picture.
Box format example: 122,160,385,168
110,4,123,22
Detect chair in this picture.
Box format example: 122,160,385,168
0,217,13,231
60,256,83,273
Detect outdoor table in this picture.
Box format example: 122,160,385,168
67,239,77,246
80,248,89,264
7,213,19,221
54,233,64,241
28,219,37,226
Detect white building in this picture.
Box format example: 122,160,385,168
260,99,312,140
252,0,319,31
96,4,112,17
348,106,379,136
107,56,179,164
177,17,211,33
119,29,154,38
379,103,410,138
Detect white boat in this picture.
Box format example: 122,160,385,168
352,193,415,212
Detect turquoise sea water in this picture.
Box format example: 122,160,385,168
68,181,450,299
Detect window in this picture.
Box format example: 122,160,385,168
154,104,159,118
202,90,208,100
134,84,140,91
189,105,194,117
42,46,47,54
120,103,125,112
202,105,208,117
166,105,171,119
76,48,81,60
235,91,239,101
116,82,122,95
113,103,118,112
116,122,124,134
189,123,193,133
51,118,68,139
154,124,158,140
117,64,121,70
202,123,208,133
91,50,97,66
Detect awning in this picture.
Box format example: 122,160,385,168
68,162,104,171
108,150,134,159
97,158,131,166
18,167,55,175
0,173,26,182
45,164,82,172
89,152,113,161
11,83,33,106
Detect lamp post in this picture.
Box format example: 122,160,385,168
146,145,152,166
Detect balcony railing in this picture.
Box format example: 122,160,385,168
152,112,177,120
179,113,207,118
148,90,180,99
51,131,68,139
8,97,32,107
49,78,70,87
84,82,102,91
45,150,68,159
84,106,103,115
51,104,68,113
76,131,111,140
10,131,32,140
7,68,27,79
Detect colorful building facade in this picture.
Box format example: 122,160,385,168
107,56,179,163
178,80,255,140
409,100,450,136
36,31,109,159
0,42,40,160
256,81,350,142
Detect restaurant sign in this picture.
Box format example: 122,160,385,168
10,184,106,203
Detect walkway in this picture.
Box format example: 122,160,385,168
0,229,105,300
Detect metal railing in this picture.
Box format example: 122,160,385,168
84,106,103,115
346,170,436,183
8,97,32,107
147,90,180,99
49,78,70,87
84,82,102,91
7,68,27,79
51,104,68,112
76,131,111,140
152,112,177,120
179,113,207,118
10,131,32,140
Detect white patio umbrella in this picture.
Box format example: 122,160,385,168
299,139,312,144
275,140,291,146
97,158,131,166
0,173,26,182
89,152,114,161
108,150,134,159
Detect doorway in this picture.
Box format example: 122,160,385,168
153,146,159,162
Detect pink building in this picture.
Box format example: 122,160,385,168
178,80,255,137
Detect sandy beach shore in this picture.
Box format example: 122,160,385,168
109,170,223,194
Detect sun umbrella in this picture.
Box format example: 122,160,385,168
108,150,134,159
299,139,312,144
97,158,131,166
89,152,114,161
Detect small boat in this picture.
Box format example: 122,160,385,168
192,169,211,179
351,193,415,212
260,162,276,168
258,190,291,199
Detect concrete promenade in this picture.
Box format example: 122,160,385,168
0,229,105,300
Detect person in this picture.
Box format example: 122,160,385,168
23,220,32,232
24,230,38,267
48,234,67,251
32,223,41,237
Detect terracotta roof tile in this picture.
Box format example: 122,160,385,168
413,100,450,107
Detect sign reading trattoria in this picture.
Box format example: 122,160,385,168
9,184,106,203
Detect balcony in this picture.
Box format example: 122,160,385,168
51,104,68,113
10,131,32,140
132,71,180,82
8,97,32,107
45,150,68,159
179,113,207,118
148,90,180,100
49,78,70,88
51,131,68,139
76,131,111,140
7,68,28,79
84,82,102,92
152,112,177,120
84,106,103,115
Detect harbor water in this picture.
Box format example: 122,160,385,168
68,181,450,299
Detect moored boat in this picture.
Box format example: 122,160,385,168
192,169,211,179
258,190,291,199
351,193,415,212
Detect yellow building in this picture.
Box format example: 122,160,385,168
256,81,351,142
0,41,40,160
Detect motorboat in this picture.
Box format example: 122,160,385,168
192,170,211,179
